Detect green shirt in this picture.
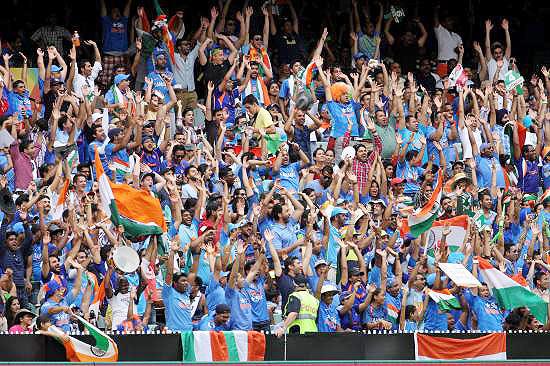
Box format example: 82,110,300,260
375,115,397,160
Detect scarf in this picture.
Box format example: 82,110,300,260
244,77,270,106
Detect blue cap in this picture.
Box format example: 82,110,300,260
114,74,130,85
480,142,491,151
330,207,349,218
220,271,230,278
426,273,447,287
51,65,63,73
353,52,367,61
228,219,249,232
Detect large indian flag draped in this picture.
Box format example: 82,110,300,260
49,316,118,362
407,170,444,238
94,148,167,241
415,333,506,361
428,288,461,312
181,331,265,362
477,256,547,322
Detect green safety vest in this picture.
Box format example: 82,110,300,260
286,290,319,334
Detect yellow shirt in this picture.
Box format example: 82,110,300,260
253,108,274,130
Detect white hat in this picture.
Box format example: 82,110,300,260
321,283,339,295
91,113,103,123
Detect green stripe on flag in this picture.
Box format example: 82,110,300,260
437,297,461,312
181,332,196,362
81,319,109,352
492,286,547,323
223,332,240,361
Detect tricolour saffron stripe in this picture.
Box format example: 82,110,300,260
415,333,506,361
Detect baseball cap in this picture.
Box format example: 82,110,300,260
48,223,64,234
219,271,230,278
353,52,367,61
107,128,123,140
228,220,248,232
314,259,328,268
480,142,491,151
140,172,155,182
215,304,231,314
142,135,155,144
114,74,130,85
348,267,364,276
391,177,405,185
330,207,349,218
321,283,339,296
51,65,63,73
50,78,64,85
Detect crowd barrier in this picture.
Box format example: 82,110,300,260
1,331,550,362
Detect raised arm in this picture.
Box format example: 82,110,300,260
484,20,493,61
501,19,511,59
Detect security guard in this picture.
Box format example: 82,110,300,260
275,274,319,336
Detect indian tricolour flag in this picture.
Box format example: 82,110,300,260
477,256,548,322
51,178,70,220
427,289,461,312
94,148,167,242
49,315,118,362
415,333,506,361
426,215,469,256
407,169,444,238
181,331,265,362
387,302,399,325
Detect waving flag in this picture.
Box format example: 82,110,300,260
415,333,506,361
51,178,70,220
448,64,468,89
427,289,461,312
477,256,547,322
50,316,118,362
425,215,469,256
407,170,444,238
181,331,265,362
94,148,166,242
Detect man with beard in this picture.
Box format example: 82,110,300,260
469,136,505,189
338,242,368,331
241,61,273,107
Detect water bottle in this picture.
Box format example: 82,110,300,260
72,31,80,47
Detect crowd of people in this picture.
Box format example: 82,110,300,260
0,0,549,337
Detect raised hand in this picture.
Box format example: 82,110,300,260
210,6,219,19
485,19,493,32
264,229,274,243
501,18,509,31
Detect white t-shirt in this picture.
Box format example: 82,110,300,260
109,291,135,331
434,25,462,61
487,58,510,82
